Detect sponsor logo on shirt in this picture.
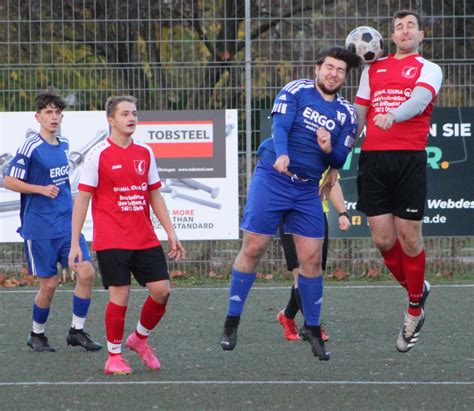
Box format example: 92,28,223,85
376,68,387,73
402,66,418,78
302,107,336,130
112,164,122,170
50,165,70,178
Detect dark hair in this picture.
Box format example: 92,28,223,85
315,46,361,72
35,87,66,112
393,9,423,30
105,95,137,117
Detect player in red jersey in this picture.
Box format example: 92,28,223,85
354,10,442,352
68,96,185,375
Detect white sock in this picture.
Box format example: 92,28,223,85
71,314,86,330
32,321,45,334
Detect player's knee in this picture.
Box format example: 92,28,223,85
76,263,95,285
151,288,170,304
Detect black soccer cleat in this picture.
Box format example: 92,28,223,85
220,316,240,351
420,280,431,310
300,325,330,361
67,328,102,351
27,332,56,352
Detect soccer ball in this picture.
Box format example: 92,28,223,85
345,26,384,64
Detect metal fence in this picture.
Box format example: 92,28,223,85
0,0,473,278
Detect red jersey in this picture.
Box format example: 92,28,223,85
78,138,162,251
355,54,442,151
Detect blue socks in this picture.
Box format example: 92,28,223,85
72,294,91,318
227,269,256,316
32,304,50,325
298,274,323,326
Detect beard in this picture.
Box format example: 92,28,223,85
315,77,342,96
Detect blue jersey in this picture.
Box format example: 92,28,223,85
259,79,357,181
7,133,73,240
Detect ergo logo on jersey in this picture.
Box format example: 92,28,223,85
50,165,70,178
302,107,336,130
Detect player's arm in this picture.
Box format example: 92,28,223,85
271,87,298,173
374,87,433,130
3,175,59,198
353,103,368,147
149,189,185,261
328,180,350,231
68,190,92,270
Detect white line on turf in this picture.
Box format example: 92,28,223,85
0,380,472,386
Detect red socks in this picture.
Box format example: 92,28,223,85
105,301,127,355
382,240,425,316
402,250,426,316
135,296,167,339
381,239,406,288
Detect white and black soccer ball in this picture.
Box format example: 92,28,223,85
345,26,384,64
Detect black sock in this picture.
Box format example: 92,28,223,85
224,315,240,328
284,286,300,319
294,287,303,315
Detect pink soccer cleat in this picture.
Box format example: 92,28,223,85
125,333,161,370
104,354,133,375
277,310,300,341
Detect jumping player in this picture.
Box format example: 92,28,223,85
354,10,443,352
69,95,185,375
219,47,360,360
4,87,101,352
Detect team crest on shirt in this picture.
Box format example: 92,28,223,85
402,66,418,78
134,160,146,175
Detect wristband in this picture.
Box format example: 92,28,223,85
339,212,350,219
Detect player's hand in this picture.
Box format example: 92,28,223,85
318,168,337,198
41,184,60,199
373,113,396,130
167,232,185,261
316,127,332,153
339,214,351,231
273,155,290,174
68,244,83,272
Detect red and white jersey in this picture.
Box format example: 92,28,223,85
78,137,162,251
355,54,442,150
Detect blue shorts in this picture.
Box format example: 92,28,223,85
24,234,91,278
240,162,324,239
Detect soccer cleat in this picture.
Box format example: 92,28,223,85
299,325,330,361
104,354,133,375
27,332,56,352
277,310,300,340
420,280,431,310
220,316,240,351
125,333,161,370
396,310,425,353
67,328,102,351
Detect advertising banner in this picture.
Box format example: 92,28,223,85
0,110,239,242
260,107,474,237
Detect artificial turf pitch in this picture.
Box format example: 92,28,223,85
0,283,472,410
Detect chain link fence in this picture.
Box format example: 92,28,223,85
0,0,473,278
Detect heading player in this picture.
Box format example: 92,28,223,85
219,47,360,361
354,9,443,352
69,95,185,375
4,87,101,352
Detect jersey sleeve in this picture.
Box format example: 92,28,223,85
77,149,100,193
354,66,371,106
271,83,298,157
7,138,41,181
415,59,443,99
145,144,162,191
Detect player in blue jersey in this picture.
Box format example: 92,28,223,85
219,47,360,360
4,88,101,352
